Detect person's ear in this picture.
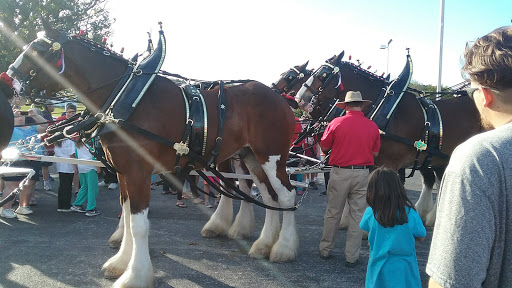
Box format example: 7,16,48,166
481,87,494,108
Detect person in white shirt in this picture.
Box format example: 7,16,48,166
54,139,76,212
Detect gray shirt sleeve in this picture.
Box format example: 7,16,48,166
426,139,497,288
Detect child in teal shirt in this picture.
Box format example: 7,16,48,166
70,140,100,216
360,167,426,288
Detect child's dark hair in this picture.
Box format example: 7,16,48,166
366,167,415,227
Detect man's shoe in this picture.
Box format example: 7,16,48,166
15,206,33,215
309,182,318,190
70,205,86,213
108,183,118,190
44,182,52,191
85,209,101,217
319,191,326,196
0,208,17,218
98,180,107,187
345,260,358,268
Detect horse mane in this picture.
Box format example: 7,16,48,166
341,61,388,83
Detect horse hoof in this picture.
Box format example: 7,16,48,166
109,239,122,249
248,241,271,259
103,268,124,280
228,229,249,240
112,268,154,288
228,224,253,239
201,228,219,238
269,246,297,263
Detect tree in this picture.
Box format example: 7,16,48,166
0,0,114,72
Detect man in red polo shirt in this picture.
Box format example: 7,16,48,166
319,91,380,267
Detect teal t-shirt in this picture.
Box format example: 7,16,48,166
9,126,42,155
360,206,426,288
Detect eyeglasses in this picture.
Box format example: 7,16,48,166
465,86,499,99
465,87,479,99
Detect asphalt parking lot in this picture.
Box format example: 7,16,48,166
0,170,434,288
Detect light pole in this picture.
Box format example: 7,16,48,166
380,39,393,75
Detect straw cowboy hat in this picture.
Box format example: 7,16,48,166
335,91,372,109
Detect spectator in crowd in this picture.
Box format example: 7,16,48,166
70,139,100,216
98,168,119,190
56,104,80,196
427,26,512,288
54,138,75,212
318,91,380,268
360,167,426,287
203,173,220,208
41,101,55,122
0,110,48,218
29,107,54,192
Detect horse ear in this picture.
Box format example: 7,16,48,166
336,51,345,65
299,60,309,70
41,18,59,40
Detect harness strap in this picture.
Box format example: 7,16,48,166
207,81,226,168
197,168,297,211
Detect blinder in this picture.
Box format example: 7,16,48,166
7,32,69,98
271,66,309,94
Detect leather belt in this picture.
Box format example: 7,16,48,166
333,165,372,169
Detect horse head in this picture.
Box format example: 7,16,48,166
296,51,392,118
295,51,345,120
7,27,67,97
7,24,128,113
271,60,312,94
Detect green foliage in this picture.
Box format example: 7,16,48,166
409,80,447,93
0,0,114,72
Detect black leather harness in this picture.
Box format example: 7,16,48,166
362,54,448,176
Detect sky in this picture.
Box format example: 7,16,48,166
106,0,512,88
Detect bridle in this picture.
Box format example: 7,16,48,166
7,31,128,101
271,66,312,94
298,61,343,118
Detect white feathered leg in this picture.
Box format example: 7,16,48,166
262,155,298,262
229,159,255,239
415,180,434,225
229,200,254,239
103,200,132,279
248,180,280,259
113,208,154,288
424,176,441,226
201,195,233,238
108,212,125,248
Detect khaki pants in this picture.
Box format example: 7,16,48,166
319,167,369,263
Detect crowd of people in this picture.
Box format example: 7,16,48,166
0,100,104,218
1,25,511,287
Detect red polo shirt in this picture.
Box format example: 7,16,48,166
321,111,380,166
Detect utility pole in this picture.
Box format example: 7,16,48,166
380,39,393,75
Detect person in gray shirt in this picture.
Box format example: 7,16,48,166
427,26,512,288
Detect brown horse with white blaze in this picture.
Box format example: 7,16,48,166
295,51,482,226
8,26,299,287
